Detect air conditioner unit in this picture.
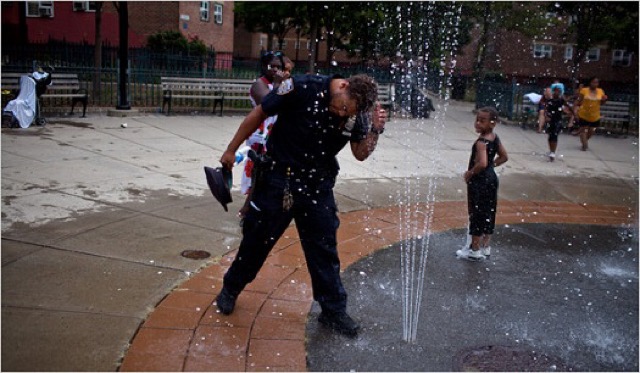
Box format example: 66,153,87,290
39,7,53,17
73,2,87,11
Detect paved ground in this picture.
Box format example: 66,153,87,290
1,99,638,371
307,224,639,371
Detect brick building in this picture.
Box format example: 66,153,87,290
233,26,361,69
1,2,635,89
456,20,638,90
1,1,235,66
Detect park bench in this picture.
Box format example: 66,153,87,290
161,77,253,116
377,83,394,111
1,72,88,117
599,101,632,137
519,94,635,137
161,76,398,116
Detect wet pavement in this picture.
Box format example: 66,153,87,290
306,224,639,372
1,99,638,371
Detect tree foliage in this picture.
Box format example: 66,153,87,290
147,31,206,56
232,0,637,83
460,1,550,84
552,1,638,85
234,2,305,51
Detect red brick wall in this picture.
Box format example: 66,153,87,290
177,1,234,53
2,1,236,51
233,27,361,66
128,1,180,44
454,22,638,86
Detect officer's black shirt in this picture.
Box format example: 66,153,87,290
261,74,368,177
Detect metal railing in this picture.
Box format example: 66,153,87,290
480,80,639,134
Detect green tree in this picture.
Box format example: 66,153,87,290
335,2,388,63
147,31,206,56
553,1,638,88
460,1,550,91
234,2,302,52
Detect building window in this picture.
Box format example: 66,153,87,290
612,50,632,66
564,45,573,60
259,37,265,47
586,48,600,62
73,2,97,12
273,38,287,49
213,3,223,24
533,44,552,59
26,1,54,17
200,1,209,22
306,40,311,50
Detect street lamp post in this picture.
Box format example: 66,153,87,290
116,1,130,110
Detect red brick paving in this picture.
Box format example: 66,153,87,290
119,200,636,372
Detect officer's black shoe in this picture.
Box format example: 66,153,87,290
215,288,236,315
318,311,360,338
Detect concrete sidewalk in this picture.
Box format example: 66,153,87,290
1,99,638,371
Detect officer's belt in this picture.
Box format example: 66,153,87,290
269,159,338,179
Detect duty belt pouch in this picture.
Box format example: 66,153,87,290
248,150,271,193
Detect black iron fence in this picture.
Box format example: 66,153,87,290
476,80,638,133
5,41,635,125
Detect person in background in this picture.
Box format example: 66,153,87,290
457,107,509,261
538,83,570,162
238,52,291,223
536,84,553,132
569,83,584,136
574,77,608,151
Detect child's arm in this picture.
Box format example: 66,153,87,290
464,141,488,183
494,141,509,167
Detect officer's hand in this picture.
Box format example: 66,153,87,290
220,150,236,170
372,103,387,132
463,170,473,183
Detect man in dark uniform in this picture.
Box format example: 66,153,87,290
216,73,387,337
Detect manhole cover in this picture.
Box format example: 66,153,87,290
180,250,211,260
453,345,574,372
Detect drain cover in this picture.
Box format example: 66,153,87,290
180,250,211,260
453,345,574,372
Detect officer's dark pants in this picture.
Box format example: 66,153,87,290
222,168,347,313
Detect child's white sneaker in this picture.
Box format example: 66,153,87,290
549,152,556,162
456,247,485,261
481,246,491,257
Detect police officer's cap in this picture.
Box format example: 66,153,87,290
203,166,233,211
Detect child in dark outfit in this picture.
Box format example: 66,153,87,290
457,107,509,261
538,83,569,162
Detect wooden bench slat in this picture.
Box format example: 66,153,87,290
161,76,254,115
160,77,394,116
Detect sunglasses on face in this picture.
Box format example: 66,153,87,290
264,51,284,58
